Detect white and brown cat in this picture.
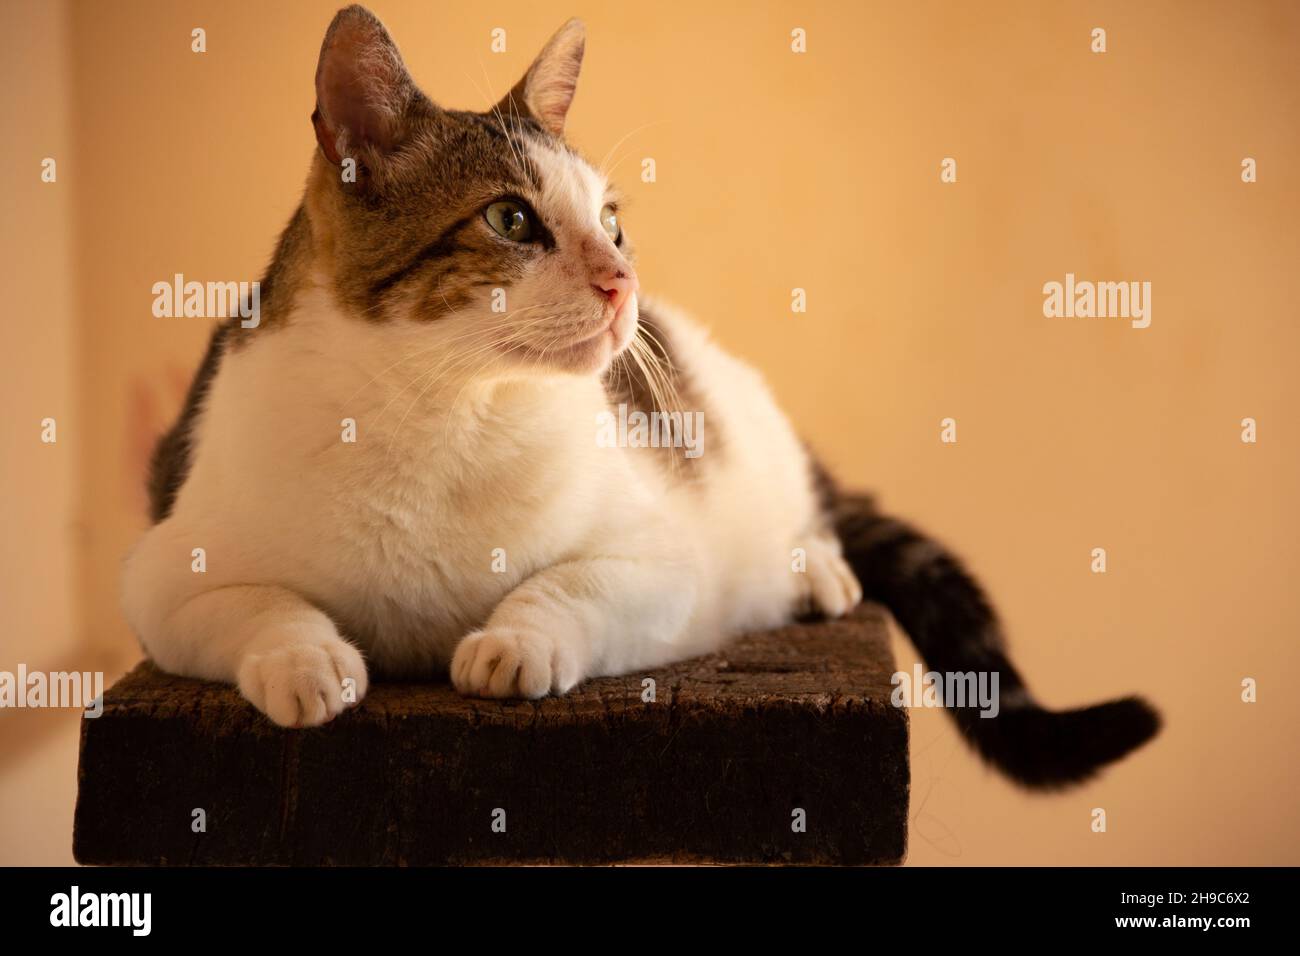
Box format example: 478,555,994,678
124,6,1158,788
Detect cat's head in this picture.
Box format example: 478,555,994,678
303,5,637,378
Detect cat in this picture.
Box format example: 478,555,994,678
123,5,1159,789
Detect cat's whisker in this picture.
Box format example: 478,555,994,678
633,338,687,479
631,331,679,412
350,300,571,416
376,305,569,438
351,324,507,417
597,119,668,177
368,314,549,421
439,345,520,451
633,321,686,406
339,337,460,410
622,340,679,478
420,320,560,455
382,335,517,457
468,59,537,186
372,336,495,431
505,95,541,184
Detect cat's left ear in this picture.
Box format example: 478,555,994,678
496,18,585,137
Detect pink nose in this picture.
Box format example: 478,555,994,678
594,270,639,315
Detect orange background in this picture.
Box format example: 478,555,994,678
2,0,1298,865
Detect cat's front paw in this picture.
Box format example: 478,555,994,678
237,632,368,728
797,535,863,618
451,627,583,699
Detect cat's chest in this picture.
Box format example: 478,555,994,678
221,344,628,625
308,429,606,654
316,393,612,595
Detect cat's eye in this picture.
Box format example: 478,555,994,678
599,204,621,243
485,200,533,242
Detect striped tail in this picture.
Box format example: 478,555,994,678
832,492,1160,789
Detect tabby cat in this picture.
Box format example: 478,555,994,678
123,6,1159,788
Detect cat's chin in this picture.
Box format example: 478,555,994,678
523,326,618,375
518,305,637,377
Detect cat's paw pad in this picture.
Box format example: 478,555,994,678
237,635,368,728
451,627,582,699
796,537,863,618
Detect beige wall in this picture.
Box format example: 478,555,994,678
2,0,1297,865
1,1,78,666
0,0,82,866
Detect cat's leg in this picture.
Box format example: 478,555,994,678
794,530,863,618
451,553,698,698
137,582,368,727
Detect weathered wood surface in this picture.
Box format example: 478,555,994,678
73,604,908,866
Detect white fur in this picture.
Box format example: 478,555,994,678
121,137,859,726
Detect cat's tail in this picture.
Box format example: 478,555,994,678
831,492,1160,789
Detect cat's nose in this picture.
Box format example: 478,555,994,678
593,270,639,316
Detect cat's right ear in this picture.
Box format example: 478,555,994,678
312,5,416,167
496,18,585,137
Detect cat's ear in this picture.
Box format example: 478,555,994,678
496,18,585,137
312,5,417,165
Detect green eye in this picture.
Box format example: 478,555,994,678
599,204,620,243
485,200,533,242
